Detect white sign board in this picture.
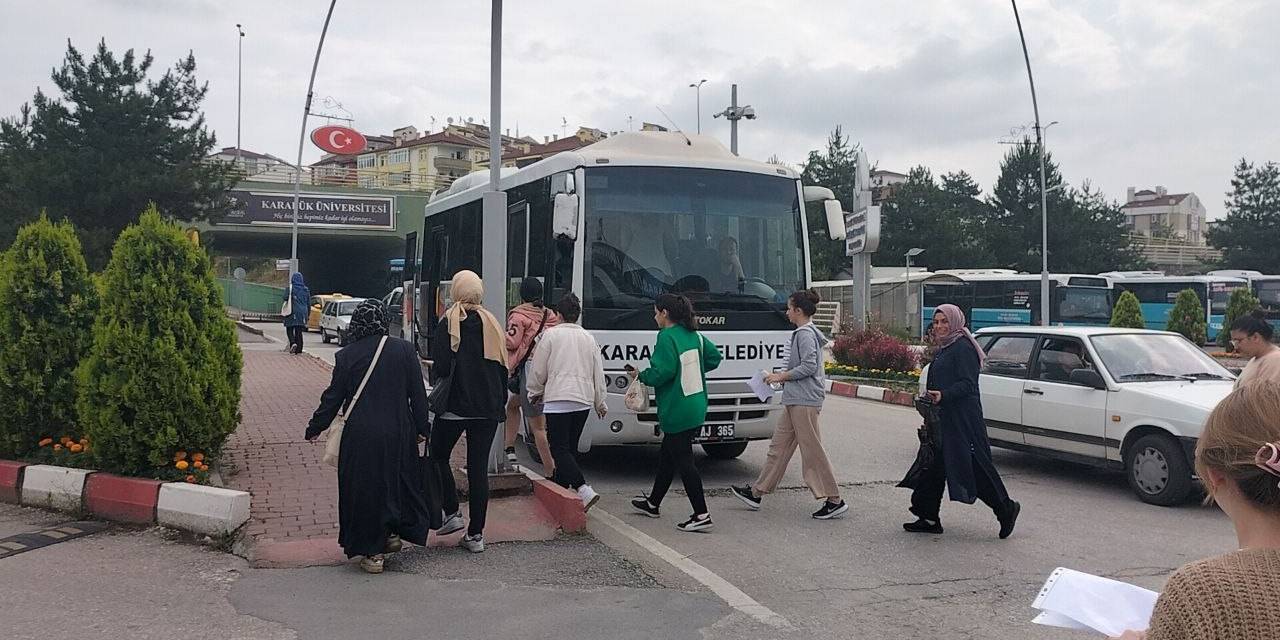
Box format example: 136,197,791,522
275,259,292,271
844,205,881,256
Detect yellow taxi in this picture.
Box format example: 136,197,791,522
307,293,351,332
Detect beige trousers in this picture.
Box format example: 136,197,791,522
753,405,840,501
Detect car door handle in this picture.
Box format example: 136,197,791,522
1023,388,1044,396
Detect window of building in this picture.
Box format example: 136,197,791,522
419,150,429,160
357,155,375,169
388,149,410,164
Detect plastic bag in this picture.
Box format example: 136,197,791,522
624,377,650,412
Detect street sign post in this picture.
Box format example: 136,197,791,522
844,150,880,332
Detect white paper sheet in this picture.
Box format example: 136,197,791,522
748,369,775,403
1031,567,1160,637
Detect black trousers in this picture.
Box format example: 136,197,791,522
430,418,498,536
648,429,708,515
909,453,1011,522
546,410,589,489
286,325,304,353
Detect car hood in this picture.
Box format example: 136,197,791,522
1122,380,1234,411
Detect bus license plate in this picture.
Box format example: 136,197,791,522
698,424,734,440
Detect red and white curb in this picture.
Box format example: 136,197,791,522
824,379,915,407
1,460,249,536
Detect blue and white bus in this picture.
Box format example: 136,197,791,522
1209,270,1280,333
1103,272,1248,341
919,270,1114,335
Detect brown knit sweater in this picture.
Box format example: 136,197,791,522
1147,548,1280,640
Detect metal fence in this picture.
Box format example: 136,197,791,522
224,163,458,194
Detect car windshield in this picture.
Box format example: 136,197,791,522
336,301,361,316
1089,334,1234,382
582,166,804,316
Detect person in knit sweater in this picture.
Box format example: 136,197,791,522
1112,383,1280,640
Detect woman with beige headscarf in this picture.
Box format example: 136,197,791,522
429,270,509,553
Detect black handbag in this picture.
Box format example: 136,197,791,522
428,373,453,416
507,309,548,394
898,397,943,489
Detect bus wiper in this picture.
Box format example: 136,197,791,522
1117,372,1184,381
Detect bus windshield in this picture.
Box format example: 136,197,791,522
1256,280,1280,315
1058,287,1111,323
1210,281,1245,314
582,166,804,326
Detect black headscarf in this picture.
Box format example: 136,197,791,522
345,299,389,344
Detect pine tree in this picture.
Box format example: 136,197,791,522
77,206,241,476
0,215,97,457
801,126,861,281
1109,291,1146,330
1165,289,1208,345
875,167,994,270
1207,159,1280,272
1220,287,1261,348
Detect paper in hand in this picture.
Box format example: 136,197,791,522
748,369,775,403
1031,567,1159,637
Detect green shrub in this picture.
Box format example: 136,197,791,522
1165,288,1207,345
1109,291,1146,330
1219,287,1261,348
77,206,242,476
0,215,98,458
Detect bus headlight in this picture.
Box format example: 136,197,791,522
610,421,624,433
615,376,629,389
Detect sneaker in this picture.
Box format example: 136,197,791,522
630,496,660,518
730,485,761,511
384,534,403,554
676,514,714,533
437,511,465,536
903,518,944,534
998,500,1021,540
359,554,385,574
577,485,601,512
459,533,485,553
505,446,518,463
812,500,849,520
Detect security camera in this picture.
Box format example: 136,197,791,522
742,106,757,120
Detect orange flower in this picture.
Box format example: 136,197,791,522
53,444,63,451
175,460,190,471
185,475,196,483
69,444,83,453
59,436,72,445
192,453,205,463
38,438,53,447
174,451,188,461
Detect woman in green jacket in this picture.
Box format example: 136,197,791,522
627,294,723,532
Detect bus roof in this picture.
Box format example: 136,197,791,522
922,272,1111,286
424,132,799,215
1106,274,1247,284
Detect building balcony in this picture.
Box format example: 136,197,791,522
434,156,474,172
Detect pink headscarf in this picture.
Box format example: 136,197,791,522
933,304,985,364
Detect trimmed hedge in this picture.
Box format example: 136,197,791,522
1220,287,1261,348
77,206,242,477
1109,290,1146,330
1166,288,1207,345
0,216,98,458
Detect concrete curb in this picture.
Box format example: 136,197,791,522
519,467,587,534
234,320,266,337
0,459,250,536
828,379,915,407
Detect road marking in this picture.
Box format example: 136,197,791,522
0,520,108,560
589,508,792,630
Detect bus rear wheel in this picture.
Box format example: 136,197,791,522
702,441,749,460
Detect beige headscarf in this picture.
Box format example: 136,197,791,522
445,270,508,367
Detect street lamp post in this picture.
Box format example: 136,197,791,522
1011,0,1050,326
235,24,244,175
906,248,924,331
712,84,756,156
689,79,706,134
482,0,510,472
288,0,338,277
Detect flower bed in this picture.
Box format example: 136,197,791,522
826,362,921,383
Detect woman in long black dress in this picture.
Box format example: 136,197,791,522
904,304,1021,539
306,299,438,573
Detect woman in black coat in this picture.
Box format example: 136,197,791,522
905,304,1021,539
306,299,439,573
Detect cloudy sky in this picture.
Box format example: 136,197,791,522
4,0,1277,218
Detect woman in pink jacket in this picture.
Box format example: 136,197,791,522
504,278,561,473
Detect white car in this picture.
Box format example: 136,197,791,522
966,326,1234,505
319,298,367,345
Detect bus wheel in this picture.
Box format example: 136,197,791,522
702,441,749,460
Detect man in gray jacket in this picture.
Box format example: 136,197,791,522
732,290,848,520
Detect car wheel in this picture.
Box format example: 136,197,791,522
321,329,332,344
702,441,749,460
1126,433,1192,506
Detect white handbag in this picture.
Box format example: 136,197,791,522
624,376,650,412
281,284,293,317
323,336,388,467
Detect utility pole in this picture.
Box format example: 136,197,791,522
1011,0,1050,326
689,79,706,134
235,23,244,174
288,0,338,278
482,0,510,473
713,84,756,156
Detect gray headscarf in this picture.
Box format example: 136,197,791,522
345,299,389,344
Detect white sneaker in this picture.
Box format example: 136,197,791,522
577,485,601,512
437,511,465,536
459,533,485,553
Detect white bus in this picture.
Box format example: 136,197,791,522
415,132,843,459
1102,272,1248,342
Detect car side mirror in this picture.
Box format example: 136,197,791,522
1070,368,1107,390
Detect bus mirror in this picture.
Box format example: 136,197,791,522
553,193,580,240
824,200,846,241
565,173,576,195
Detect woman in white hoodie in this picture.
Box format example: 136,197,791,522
526,292,608,510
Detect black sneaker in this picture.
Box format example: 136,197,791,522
903,518,944,534
630,496,660,518
812,500,849,520
730,485,761,511
505,446,518,463
676,514,714,533
998,500,1021,540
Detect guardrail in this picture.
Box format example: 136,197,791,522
223,163,457,194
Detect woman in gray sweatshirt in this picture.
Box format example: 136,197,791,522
732,290,848,520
